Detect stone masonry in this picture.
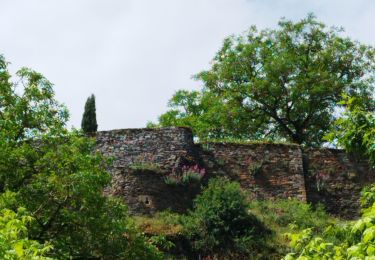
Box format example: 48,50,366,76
304,148,375,219
96,127,374,219
199,142,306,201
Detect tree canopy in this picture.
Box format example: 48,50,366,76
0,55,162,259
153,14,375,146
81,94,98,133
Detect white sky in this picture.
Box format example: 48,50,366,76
1,0,374,130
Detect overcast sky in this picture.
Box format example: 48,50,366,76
1,0,374,130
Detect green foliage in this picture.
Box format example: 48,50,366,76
135,199,337,259
148,235,175,252
250,199,335,233
81,94,98,133
249,199,337,257
283,96,375,259
0,55,163,259
182,178,270,257
284,228,348,259
0,206,52,259
134,211,183,236
326,95,375,165
181,171,202,184
130,162,162,172
163,175,181,186
283,217,375,259
153,14,375,146
362,185,375,210
164,172,202,186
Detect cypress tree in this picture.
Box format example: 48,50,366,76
81,94,98,133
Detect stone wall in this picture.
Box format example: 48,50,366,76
107,168,200,215
96,127,199,171
199,142,306,201
96,127,374,218
304,148,375,219
97,128,202,215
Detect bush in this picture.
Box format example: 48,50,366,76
183,178,270,257
249,199,335,233
0,207,52,259
133,211,183,236
283,185,375,259
283,96,375,259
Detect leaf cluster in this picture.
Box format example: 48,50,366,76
325,95,375,164
0,206,52,259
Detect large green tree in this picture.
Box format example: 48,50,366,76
81,94,98,133
154,14,375,146
0,55,162,259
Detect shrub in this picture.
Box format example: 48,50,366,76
183,178,270,257
247,199,337,258
249,199,334,233
0,207,52,259
133,211,183,236
283,185,375,259
284,96,375,259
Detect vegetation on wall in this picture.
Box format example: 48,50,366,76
130,162,162,172
164,165,206,186
151,14,375,146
